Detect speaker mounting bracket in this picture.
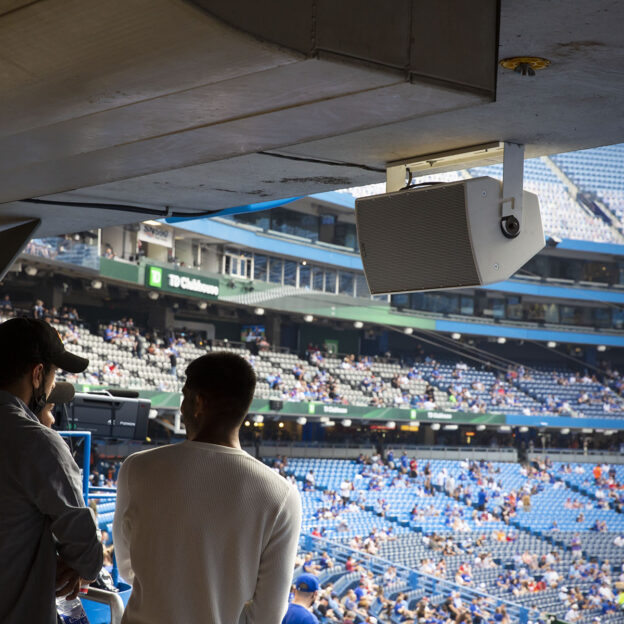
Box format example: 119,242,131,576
500,142,524,238
386,141,525,237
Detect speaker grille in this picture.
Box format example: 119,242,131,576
356,183,480,293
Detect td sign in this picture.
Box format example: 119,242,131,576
145,265,219,300
148,266,163,288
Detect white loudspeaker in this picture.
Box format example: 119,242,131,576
355,177,544,294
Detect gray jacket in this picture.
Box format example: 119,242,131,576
0,391,102,623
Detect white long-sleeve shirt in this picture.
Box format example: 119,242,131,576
113,441,301,624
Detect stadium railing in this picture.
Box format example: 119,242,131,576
529,448,624,464
299,534,533,624
259,442,518,461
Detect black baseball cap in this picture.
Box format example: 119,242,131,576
0,318,89,373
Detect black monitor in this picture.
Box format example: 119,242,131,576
60,392,151,440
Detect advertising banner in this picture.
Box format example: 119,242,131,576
145,265,219,299
250,399,505,425
138,223,173,248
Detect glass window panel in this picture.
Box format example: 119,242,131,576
227,209,271,230
299,265,311,289
593,307,610,329
526,303,546,321
312,267,324,291
424,294,456,314
560,306,575,324
284,260,297,286
491,299,505,319
269,258,283,284
506,296,523,320
254,255,267,281
618,261,624,285
325,270,337,293
544,303,559,323
339,271,354,295
392,294,409,308
355,274,370,298
269,208,318,240
460,296,474,316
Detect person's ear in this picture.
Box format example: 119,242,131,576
194,393,206,417
32,363,44,389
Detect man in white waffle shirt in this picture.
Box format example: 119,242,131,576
113,352,301,624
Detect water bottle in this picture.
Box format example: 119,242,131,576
56,590,90,624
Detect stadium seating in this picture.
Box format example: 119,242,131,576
0,306,620,422
271,456,624,624
551,145,624,223
0,309,612,420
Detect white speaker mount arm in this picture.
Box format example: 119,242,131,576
500,142,524,239
385,140,525,239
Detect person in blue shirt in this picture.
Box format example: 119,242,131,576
400,452,410,472
477,489,487,511
282,574,320,624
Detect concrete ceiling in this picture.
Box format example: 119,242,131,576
0,0,622,236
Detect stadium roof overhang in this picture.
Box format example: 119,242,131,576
0,0,622,240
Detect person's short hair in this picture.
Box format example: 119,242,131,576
184,352,256,423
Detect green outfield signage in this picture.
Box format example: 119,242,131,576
250,400,505,425
72,386,504,425
71,387,624,431
145,265,219,299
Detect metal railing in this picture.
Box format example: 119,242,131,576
300,534,532,624
82,587,125,624
59,431,92,504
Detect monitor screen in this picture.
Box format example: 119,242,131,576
60,393,151,440
241,324,266,343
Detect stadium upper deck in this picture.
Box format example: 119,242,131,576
335,145,624,245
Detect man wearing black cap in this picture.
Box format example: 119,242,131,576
0,317,103,624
